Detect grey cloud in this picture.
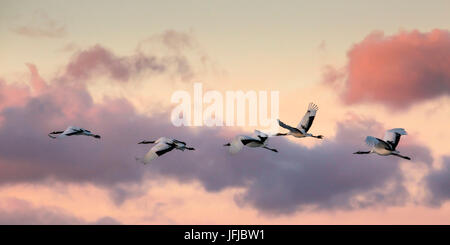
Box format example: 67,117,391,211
0,72,433,213
0,41,434,214
147,119,432,214
11,12,66,38
424,156,450,206
61,31,200,83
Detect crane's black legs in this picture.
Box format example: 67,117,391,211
392,153,411,160
353,151,371,154
263,146,278,153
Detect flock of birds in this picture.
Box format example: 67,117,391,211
48,103,412,164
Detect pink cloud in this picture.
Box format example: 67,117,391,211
0,34,436,216
0,64,433,212
0,79,29,111
324,29,450,109
63,45,154,82
61,32,199,83
26,63,47,93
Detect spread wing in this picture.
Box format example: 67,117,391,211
383,128,407,150
365,136,381,148
297,103,318,133
365,136,391,150
142,142,175,163
277,119,299,132
59,126,82,137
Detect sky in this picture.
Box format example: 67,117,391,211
0,0,450,224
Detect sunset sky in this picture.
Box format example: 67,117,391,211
0,0,450,224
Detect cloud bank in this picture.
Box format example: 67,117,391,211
0,35,435,218
424,157,450,206
0,64,433,214
323,29,450,109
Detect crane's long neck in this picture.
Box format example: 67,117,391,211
275,133,288,136
139,140,155,144
306,133,323,139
